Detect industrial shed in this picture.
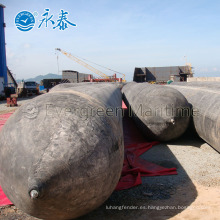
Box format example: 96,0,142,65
133,66,193,83
62,70,92,83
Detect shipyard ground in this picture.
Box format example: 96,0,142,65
0,99,220,220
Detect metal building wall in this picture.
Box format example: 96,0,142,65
0,4,7,85
146,66,190,82
62,70,79,82
62,70,90,83
133,66,191,82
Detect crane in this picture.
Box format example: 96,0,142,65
55,48,126,82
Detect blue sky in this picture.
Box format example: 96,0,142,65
1,0,220,81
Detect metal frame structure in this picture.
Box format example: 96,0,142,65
56,48,125,82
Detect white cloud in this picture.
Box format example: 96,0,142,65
6,48,15,58
23,43,31,49
197,67,209,73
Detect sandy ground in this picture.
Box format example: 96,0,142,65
0,97,220,220
172,183,220,220
0,96,36,114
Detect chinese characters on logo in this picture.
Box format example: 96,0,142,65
38,9,55,28
38,9,76,30
15,9,77,32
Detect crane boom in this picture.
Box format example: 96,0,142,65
55,48,109,79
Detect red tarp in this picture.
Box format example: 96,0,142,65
0,186,12,206
0,112,13,131
0,112,13,206
115,102,177,190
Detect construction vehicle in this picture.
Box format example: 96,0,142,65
17,81,38,97
55,48,126,82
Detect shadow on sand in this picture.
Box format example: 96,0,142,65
77,114,203,220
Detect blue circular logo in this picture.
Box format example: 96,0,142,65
15,11,35,32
